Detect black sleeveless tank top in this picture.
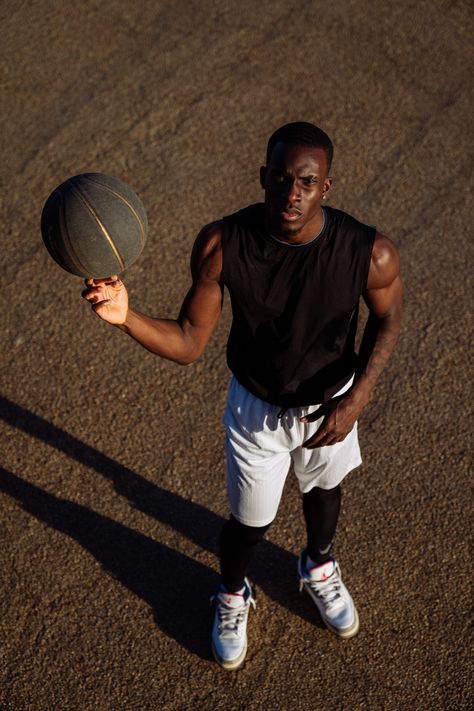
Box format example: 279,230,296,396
221,203,375,406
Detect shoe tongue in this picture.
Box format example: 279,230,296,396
307,559,335,582
218,591,244,608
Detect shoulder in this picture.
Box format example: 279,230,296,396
325,207,376,248
366,232,401,289
223,202,265,230
190,220,223,281
325,206,370,230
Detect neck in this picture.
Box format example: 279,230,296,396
267,206,325,245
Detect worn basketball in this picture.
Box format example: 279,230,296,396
41,173,148,278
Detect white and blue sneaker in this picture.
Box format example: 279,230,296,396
298,551,359,638
211,578,256,670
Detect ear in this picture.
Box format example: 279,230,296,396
321,176,333,199
259,166,267,189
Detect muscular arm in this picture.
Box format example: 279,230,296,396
302,232,402,447
83,222,224,365
354,233,403,402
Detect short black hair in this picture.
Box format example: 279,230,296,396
266,121,334,171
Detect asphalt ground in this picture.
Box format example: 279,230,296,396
1,1,473,709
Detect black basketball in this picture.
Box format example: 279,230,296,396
41,173,148,278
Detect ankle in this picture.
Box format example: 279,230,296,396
306,548,333,569
220,582,245,595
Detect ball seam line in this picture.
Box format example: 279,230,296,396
59,187,90,275
85,175,147,248
70,183,126,273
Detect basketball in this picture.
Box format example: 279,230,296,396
41,173,148,278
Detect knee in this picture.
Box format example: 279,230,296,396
304,484,341,503
220,514,271,548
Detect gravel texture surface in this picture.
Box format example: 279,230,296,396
1,2,472,710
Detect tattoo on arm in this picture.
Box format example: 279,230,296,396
356,311,401,390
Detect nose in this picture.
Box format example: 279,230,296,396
284,178,301,203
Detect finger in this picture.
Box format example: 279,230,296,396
331,432,349,444
306,431,349,448
303,432,337,449
82,291,97,303
300,394,345,424
321,434,340,447
92,300,111,316
82,286,105,301
303,438,321,449
86,275,120,286
302,425,329,448
299,405,325,424
98,277,122,290
309,417,334,445
303,432,332,449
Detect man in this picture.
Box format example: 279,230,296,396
83,122,402,671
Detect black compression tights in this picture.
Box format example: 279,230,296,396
219,485,341,592
219,515,272,592
302,484,341,565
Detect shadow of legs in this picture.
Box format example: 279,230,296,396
0,467,217,659
1,396,321,627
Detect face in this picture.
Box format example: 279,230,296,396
260,142,332,243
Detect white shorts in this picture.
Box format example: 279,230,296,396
223,377,362,527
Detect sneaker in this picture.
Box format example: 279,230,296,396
211,578,256,670
297,551,359,638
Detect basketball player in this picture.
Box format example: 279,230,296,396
82,122,402,670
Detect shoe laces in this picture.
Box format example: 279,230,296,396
302,569,344,612
211,591,256,638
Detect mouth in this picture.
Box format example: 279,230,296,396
280,209,302,222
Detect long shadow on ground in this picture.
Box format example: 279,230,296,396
0,396,323,658
0,465,217,659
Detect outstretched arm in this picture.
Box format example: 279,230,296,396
302,232,402,448
82,221,224,365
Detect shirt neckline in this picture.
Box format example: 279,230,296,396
269,207,327,248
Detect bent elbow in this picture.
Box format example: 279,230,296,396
176,356,195,366
175,348,201,366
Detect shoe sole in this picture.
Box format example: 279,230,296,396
211,640,247,671
324,606,360,638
